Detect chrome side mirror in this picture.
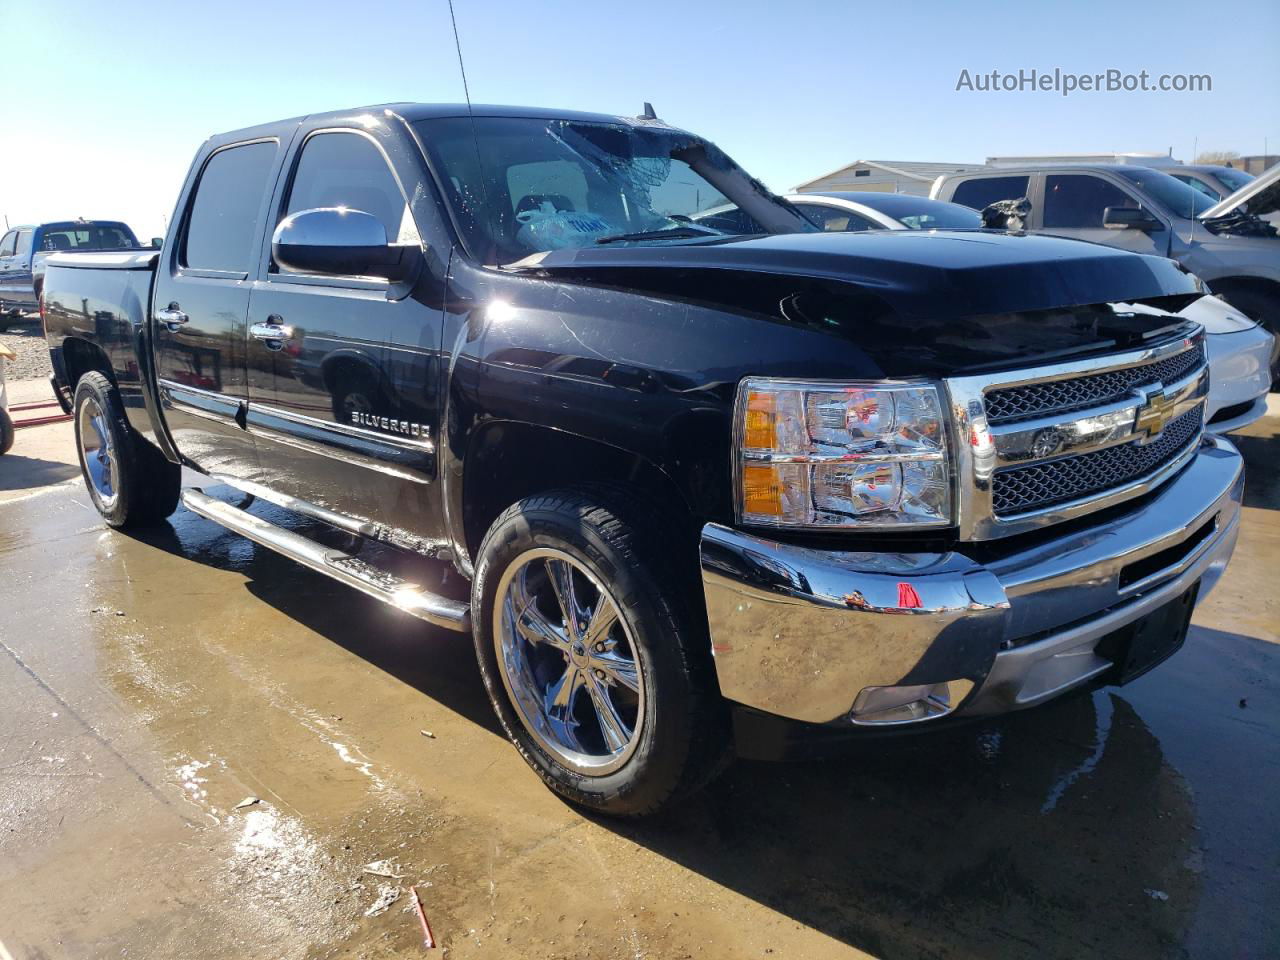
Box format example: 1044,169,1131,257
272,207,420,281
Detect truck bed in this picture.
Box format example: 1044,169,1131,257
41,250,162,443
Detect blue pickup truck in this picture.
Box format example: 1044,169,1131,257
0,220,145,316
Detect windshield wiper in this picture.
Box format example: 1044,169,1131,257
595,225,722,245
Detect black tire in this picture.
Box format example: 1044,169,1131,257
471,487,729,817
73,372,180,528
0,407,13,456
1214,285,1280,381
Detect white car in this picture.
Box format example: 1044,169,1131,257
1187,293,1275,433
783,191,1275,433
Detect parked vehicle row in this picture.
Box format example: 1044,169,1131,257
40,103,1247,816
931,163,1280,376
0,219,148,316
788,191,1274,432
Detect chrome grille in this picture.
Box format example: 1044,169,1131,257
984,341,1205,425
992,406,1203,516
946,330,1209,540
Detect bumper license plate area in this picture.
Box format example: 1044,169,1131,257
1097,582,1199,685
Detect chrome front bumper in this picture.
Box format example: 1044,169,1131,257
699,436,1244,726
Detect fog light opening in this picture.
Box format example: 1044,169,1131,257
850,680,971,726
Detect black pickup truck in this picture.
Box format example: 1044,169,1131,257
41,103,1243,816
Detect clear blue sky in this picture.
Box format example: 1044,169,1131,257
4,0,1277,238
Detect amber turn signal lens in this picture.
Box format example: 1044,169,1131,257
743,391,776,449
742,464,784,516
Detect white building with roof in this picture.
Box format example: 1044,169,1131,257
793,160,984,196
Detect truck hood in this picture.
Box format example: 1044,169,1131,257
508,229,1200,322
1202,163,1280,220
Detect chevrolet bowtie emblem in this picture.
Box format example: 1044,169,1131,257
1134,386,1176,443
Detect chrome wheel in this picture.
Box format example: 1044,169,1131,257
494,548,645,775
77,396,119,508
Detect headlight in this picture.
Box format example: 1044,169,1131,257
735,378,952,529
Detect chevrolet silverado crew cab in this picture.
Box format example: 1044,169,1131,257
41,104,1243,816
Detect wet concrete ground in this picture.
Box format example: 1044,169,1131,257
0,403,1277,959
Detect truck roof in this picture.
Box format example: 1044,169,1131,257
5,220,132,232
212,102,676,141
954,163,1164,176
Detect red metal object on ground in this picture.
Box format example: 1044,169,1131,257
408,884,436,949
9,399,72,429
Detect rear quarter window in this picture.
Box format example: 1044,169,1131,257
950,176,1030,211
182,140,278,273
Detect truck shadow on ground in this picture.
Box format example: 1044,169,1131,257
0,454,78,491
1231,430,1280,509
620,691,1204,960
126,493,1225,960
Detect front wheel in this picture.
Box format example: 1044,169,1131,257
471,488,728,817
73,372,180,528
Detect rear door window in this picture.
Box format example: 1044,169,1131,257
1043,175,1135,228
950,176,1030,211
182,141,277,273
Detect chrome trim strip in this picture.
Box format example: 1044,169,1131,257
249,402,434,452
158,378,243,423
246,402,435,484
977,331,1202,392
989,366,1206,465
247,412,432,485
181,489,469,632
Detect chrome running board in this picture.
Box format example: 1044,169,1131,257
180,489,471,632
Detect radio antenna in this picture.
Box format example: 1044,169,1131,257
447,0,474,112
446,0,493,258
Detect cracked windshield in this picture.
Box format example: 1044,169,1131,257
417,116,780,263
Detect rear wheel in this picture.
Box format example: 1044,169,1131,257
471,488,728,816
73,372,179,528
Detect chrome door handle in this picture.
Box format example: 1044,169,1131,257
250,320,294,348
156,304,189,331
